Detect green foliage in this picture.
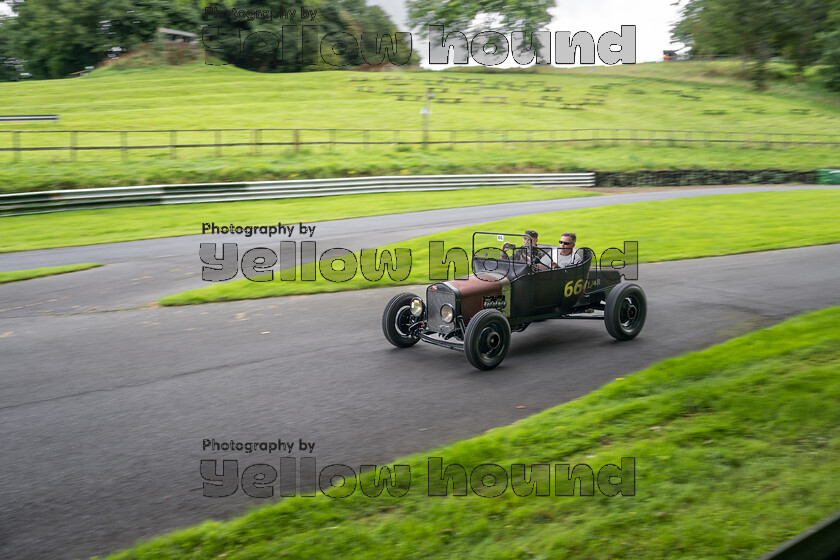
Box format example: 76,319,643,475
672,0,745,56
0,11,21,81
672,0,835,89
1,0,415,80
12,0,110,79
4,0,204,79
407,0,552,39
818,0,840,91
109,0,204,46
199,0,416,71
595,169,816,187
775,0,834,75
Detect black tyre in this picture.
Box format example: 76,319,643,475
382,292,421,348
604,283,646,341
464,309,511,370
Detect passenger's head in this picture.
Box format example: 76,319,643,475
559,232,576,255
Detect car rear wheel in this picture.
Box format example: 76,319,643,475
604,283,646,341
464,309,511,370
382,292,421,348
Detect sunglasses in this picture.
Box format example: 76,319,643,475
558,241,574,245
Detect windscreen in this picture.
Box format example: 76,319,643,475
471,231,531,275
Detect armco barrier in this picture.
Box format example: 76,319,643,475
0,115,59,123
0,173,595,216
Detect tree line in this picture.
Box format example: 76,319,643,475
0,0,418,80
672,0,840,90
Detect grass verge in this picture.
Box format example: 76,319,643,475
0,186,598,253
161,189,840,305
0,263,102,284
0,145,837,194
105,305,840,559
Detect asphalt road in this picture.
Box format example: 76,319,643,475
1,186,838,560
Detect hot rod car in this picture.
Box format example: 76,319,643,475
381,232,646,370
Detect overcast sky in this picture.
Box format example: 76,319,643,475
367,0,685,65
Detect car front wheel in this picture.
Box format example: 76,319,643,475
382,292,421,348
464,309,511,370
604,283,647,341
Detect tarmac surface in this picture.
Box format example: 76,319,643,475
1,185,838,560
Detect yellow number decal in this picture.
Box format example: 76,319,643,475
565,279,585,297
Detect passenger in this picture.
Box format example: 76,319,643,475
555,232,583,267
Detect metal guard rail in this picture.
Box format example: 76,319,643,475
0,173,595,216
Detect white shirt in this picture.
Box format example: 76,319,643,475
556,248,582,268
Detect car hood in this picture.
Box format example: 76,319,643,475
446,272,505,297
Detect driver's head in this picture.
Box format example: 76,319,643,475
559,232,576,255
524,230,538,246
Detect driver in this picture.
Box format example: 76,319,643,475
501,242,517,259
556,232,583,267
514,230,555,271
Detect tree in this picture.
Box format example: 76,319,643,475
3,0,415,79
406,0,553,38
0,12,22,81
4,0,205,79
672,0,785,89
672,0,840,88
106,0,203,50
817,0,840,90
774,0,833,78
11,0,124,78
201,0,417,71
672,0,741,57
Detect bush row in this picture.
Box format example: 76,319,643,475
595,169,816,188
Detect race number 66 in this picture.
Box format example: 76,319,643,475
564,279,585,297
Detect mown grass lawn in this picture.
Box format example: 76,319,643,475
161,189,840,305
105,305,840,560
0,186,598,253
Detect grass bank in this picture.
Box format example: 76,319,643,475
161,189,840,305
106,305,840,559
1,61,838,192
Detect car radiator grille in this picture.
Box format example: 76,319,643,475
426,286,456,334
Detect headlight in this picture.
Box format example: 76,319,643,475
410,298,424,317
440,304,454,323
